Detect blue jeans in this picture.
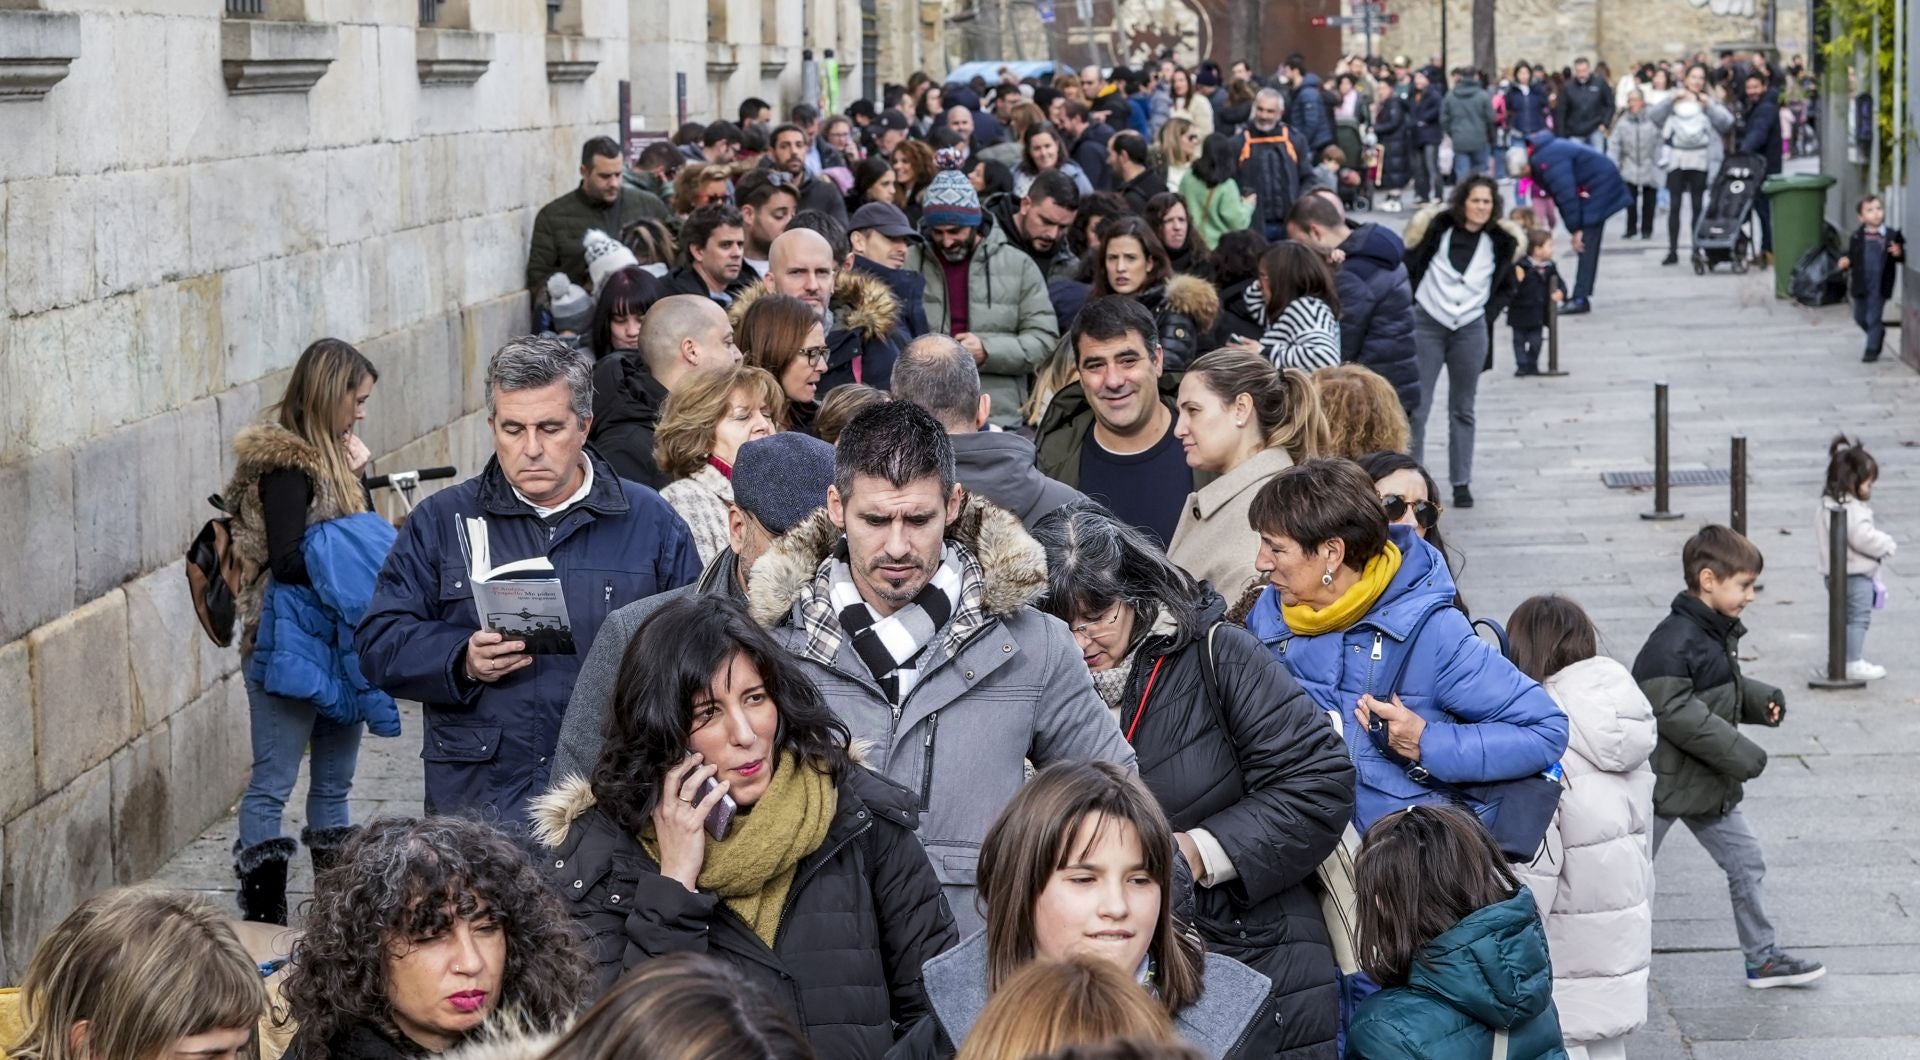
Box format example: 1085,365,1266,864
238,674,363,851
1854,293,1887,356
1453,146,1490,181
1825,573,1874,661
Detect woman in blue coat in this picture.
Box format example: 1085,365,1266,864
1241,458,1566,835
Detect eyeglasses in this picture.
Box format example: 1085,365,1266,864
1381,494,1440,530
798,345,830,368
1069,606,1124,639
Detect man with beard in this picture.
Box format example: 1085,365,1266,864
1238,87,1305,240
663,204,754,306
734,170,798,279
1058,99,1116,190
1033,295,1193,547
903,164,1058,427
525,137,659,302
743,400,1131,933
983,168,1082,281
768,123,849,226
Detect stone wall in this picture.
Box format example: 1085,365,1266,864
0,0,628,979
1344,0,1810,77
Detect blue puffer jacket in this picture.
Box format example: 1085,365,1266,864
1245,526,1568,832
1294,74,1336,151
250,512,401,737
1335,223,1421,416
356,448,700,827
1524,131,1631,234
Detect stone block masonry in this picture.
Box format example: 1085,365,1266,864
0,0,630,978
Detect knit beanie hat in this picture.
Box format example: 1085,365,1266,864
919,149,982,230
584,228,639,297
545,273,593,333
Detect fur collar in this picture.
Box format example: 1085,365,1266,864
232,422,330,483
725,268,902,342
1162,273,1221,330
1404,207,1527,264
745,495,1045,630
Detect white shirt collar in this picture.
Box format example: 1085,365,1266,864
512,456,594,519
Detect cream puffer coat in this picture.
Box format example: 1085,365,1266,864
1815,495,1897,577
1515,655,1656,1047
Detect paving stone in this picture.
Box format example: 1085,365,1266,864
1,762,112,974
29,589,133,793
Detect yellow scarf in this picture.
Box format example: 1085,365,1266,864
1281,542,1403,636
643,750,837,947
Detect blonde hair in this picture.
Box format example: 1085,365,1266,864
12,888,266,1060
955,955,1180,1060
1184,349,1331,463
1313,364,1411,458
1155,116,1199,170
1022,335,1081,428
672,163,734,215
652,365,785,478
271,338,376,515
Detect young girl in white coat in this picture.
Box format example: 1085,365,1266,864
1510,594,1657,1060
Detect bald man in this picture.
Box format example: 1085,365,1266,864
589,295,741,487
759,227,902,394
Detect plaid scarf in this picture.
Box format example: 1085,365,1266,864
827,543,966,704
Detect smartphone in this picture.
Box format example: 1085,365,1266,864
691,772,737,841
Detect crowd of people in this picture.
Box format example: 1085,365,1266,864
7,46,1851,1060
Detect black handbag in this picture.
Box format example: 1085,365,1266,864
1365,605,1563,862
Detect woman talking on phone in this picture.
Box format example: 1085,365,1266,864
534,594,957,1058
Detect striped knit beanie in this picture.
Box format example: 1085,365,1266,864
920,148,982,230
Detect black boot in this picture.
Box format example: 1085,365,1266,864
303,825,361,884
1453,484,1475,509
235,838,297,925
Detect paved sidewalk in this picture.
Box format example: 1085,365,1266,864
150,196,1920,1057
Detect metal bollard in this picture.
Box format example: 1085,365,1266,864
1641,383,1684,521
1540,297,1569,377
1730,436,1748,537
1809,505,1867,689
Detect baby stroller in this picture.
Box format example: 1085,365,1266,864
1692,153,1764,274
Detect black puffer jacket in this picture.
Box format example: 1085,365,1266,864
1120,594,1356,1060
587,352,668,489
533,766,958,1058
1135,274,1222,371
1334,224,1421,416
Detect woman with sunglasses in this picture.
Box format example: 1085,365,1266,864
1154,117,1201,193
1357,450,1469,614
735,293,828,436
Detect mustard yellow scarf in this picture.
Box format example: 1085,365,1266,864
1281,541,1403,636
643,751,837,947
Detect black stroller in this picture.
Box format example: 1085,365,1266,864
1692,152,1765,274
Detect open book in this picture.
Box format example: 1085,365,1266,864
459,516,576,654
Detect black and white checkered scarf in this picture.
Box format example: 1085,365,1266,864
826,543,965,704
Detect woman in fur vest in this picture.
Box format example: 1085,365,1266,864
223,338,382,923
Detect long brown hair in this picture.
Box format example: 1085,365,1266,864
540,952,812,1060
271,338,376,514
1185,349,1330,462
1354,804,1520,988
978,761,1206,1016
1259,241,1341,318
956,956,1181,1060
735,293,821,424
1507,593,1599,682
1088,216,1174,299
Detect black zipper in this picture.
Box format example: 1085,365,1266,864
1222,991,1281,1058
918,713,940,809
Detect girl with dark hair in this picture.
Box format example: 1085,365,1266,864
1816,435,1896,679
533,595,955,1058
1088,216,1218,370
282,816,589,1060
1346,805,1564,1060
1402,174,1523,509
1022,504,1353,1060
1144,192,1196,273
848,155,900,216
1239,241,1342,372
1180,133,1257,251
965,154,1016,200
1506,594,1656,1059
1201,229,1271,343
898,762,1296,1059
587,266,667,361
1015,122,1094,197
540,952,814,1060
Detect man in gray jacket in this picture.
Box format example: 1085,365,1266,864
548,431,837,783
891,334,1084,530
746,400,1132,931
1441,67,1497,180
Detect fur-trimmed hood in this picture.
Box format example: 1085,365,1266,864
1161,273,1221,331
225,422,355,649
440,1026,560,1060
1404,205,1527,265
726,267,902,343
744,494,1046,630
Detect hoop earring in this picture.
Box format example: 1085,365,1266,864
1321,569,1335,587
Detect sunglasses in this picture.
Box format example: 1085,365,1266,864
1382,494,1440,529
798,345,831,368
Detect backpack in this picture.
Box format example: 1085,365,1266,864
185,494,244,647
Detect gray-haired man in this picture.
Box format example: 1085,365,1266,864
357,337,700,828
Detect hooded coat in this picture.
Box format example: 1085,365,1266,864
744,497,1135,935
727,269,904,394
1440,78,1497,155
531,766,957,1059
1333,224,1422,415
1244,525,1568,833
1522,132,1631,234
906,222,1061,426
852,253,932,341
948,431,1085,531
984,192,1082,281
1292,74,1336,152
587,351,669,489
1512,657,1655,1048
1607,109,1664,187
1137,274,1222,370
1371,94,1413,191
1346,891,1568,1060
355,449,702,825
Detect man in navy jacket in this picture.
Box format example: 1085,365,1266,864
1737,73,1784,257
357,338,700,830
1513,131,1631,313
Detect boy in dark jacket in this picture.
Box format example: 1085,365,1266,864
1507,229,1565,376
1834,194,1906,362
1630,526,1825,989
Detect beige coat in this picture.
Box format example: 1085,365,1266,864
1169,446,1293,598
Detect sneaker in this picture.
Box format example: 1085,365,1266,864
1452,485,1474,509
1661,251,1680,266
1746,952,1827,989
1846,659,1888,681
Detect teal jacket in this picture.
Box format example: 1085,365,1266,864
1346,891,1568,1060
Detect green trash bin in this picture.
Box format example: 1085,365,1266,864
1760,172,1837,298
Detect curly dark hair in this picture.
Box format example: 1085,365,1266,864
280,817,589,1059
589,595,853,841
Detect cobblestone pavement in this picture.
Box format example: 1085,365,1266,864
151,191,1920,1057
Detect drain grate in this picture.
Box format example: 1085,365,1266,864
1602,468,1732,489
